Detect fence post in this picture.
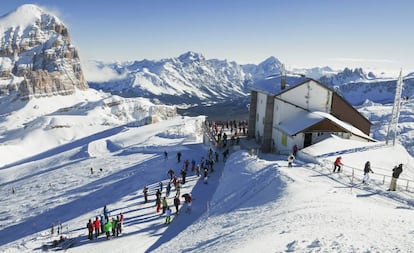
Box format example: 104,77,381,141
406,180,409,191
382,175,385,185
351,169,354,184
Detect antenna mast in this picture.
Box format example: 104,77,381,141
385,69,403,146
280,64,287,90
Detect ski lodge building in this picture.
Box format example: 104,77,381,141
247,75,374,154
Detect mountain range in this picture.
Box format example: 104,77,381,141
88,55,414,108
2,4,413,109
1,4,414,156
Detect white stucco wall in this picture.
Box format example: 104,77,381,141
279,80,332,112
272,100,306,153
255,92,268,142
273,99,305,125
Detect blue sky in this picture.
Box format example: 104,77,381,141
1,0,414,75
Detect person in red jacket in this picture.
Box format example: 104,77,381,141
118,213,124,234
333,156,343,173
93,216,101,238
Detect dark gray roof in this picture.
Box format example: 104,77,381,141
251,75,310,95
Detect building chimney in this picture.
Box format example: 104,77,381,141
281,75,286,90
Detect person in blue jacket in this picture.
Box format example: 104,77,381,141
103,205,110,221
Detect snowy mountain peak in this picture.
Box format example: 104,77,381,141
259,56,282,67
0,4,63,33
319,67,377,87
177,51,206,63
0,4,88,98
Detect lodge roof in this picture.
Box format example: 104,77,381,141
274,110,374,141
252,74,310,95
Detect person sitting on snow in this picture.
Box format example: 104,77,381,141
287,154,295,167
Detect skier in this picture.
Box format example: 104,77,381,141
143,186,149,203
173,196,180,214
333,156,343,172
203,167,209,184
362,161,374,184
165,207,172,224
173,176,178,190
104,219,112,240
86,219,94,240
103,205,110,221
168,168,175,180
177,152,182,163
287,153,295,167
180,168,187,184
119,213,124,234
116,216,122,236
191,159,196,172
196,164,201,177
111,217,118,237
166,182,171,197
100,215,105,234
164,150,168,160
155,189,162,212
388,164,403,191
184,159,189,170
161,197,169,214
182,193,192,214
159,181,163,192
93,216,101,238
292,144,298,156
175,180,181,196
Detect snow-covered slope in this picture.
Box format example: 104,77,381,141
0,89,176,167
0,116,413,253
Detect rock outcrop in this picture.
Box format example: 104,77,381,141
0,4,88,98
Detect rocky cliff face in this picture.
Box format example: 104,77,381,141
0,4,88,98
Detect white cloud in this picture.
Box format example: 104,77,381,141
81,60,127,82
330,58,395,64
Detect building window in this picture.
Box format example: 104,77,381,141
281,134,287,146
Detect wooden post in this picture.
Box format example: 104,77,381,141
351,169,354,184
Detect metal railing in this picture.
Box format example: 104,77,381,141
320,159,414,191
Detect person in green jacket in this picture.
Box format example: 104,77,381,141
104,220,112,240
111,218,118,237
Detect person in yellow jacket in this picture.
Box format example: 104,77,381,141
161,197,169,214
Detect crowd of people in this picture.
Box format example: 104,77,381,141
83,135,227,240
145,148,219,225
86,207,124,241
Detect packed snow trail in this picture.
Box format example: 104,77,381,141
145,156,225,252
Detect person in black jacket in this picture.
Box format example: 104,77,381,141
173,196,180,214
362,161,374,184
388,164,403,191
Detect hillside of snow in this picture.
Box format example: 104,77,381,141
0,111,414,252
0,89,176,167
